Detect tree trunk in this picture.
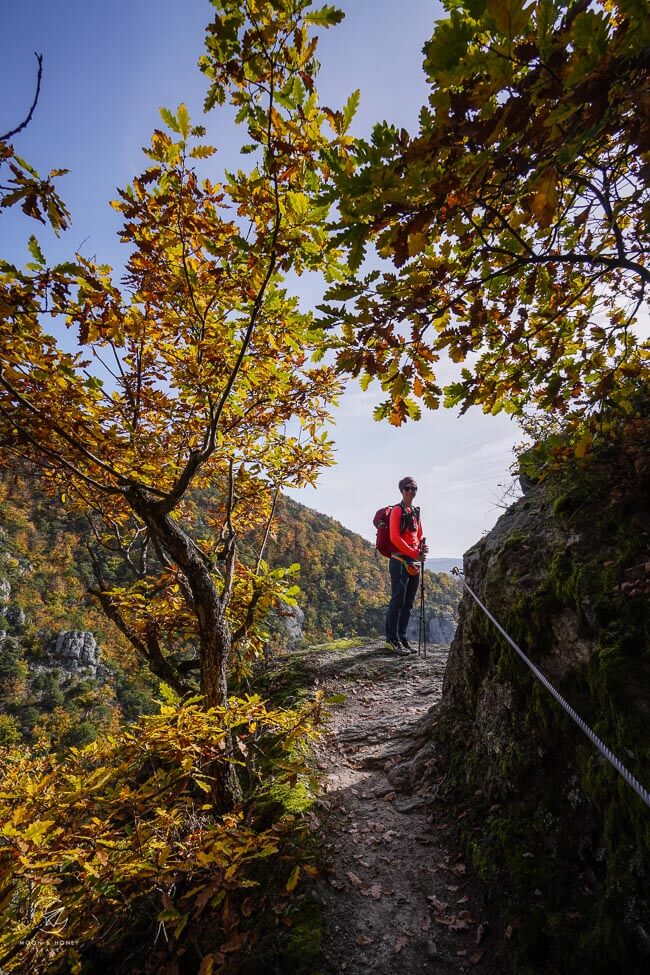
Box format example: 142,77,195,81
126,486,243,807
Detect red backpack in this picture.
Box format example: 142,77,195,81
373,503,421,558
373,505,395,558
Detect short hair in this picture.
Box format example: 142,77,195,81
398,477,417,491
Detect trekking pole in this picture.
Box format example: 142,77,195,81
418,538,427,658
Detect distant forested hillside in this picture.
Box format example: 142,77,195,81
0,477,461,646
0,475,461,747
0,473,159,749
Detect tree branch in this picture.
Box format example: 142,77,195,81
0,402,122,495
255,485,279,574
1,52,43,142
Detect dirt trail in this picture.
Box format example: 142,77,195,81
303,640,498,975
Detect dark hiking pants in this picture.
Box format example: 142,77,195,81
386,557,420,641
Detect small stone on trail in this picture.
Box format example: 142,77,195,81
425,939,439,959
394,796,428,813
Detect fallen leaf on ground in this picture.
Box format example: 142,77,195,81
421,915,431,932
451,918,470,931
394,935,408,953
219,931,248,955
470,947,485,965
347,872,364,889
451,863,467,876
458,911,476,922
428,895,448,912
367,884,383,900
434,915,457,927
356,934,373,946
476,922,489,944
383,792,396,802
286,865,301,893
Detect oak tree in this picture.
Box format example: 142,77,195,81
321,0,649,427
0,0,352,807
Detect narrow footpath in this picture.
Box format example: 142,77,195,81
302,639,502,975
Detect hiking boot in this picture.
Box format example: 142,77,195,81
399,637,416,654
385,638,410,656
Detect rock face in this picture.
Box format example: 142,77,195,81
4,603,25,631
435,465,649,974
406,610,456,645
282,604,305,645
268,604,305,649
427,611,456,644
46,631,101,678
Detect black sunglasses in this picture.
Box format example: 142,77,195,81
403,485,417,492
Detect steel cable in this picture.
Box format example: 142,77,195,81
451,568,650,810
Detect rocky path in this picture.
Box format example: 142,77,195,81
303,640,497,975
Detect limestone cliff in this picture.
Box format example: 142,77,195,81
43,631,103,679
406,608,456,645
435,429,650,974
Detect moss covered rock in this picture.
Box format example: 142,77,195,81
436,428,650,974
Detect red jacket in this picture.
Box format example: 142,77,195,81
389,504,422,559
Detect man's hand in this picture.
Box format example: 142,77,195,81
419,539,429,558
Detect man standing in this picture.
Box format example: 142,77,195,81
385,477,428,655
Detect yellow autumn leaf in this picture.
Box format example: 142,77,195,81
286,864,301,892
198,955,214,975
487,0,533,36
531,168,559,228
407,231,428,257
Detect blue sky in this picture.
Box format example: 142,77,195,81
1,0,522,556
